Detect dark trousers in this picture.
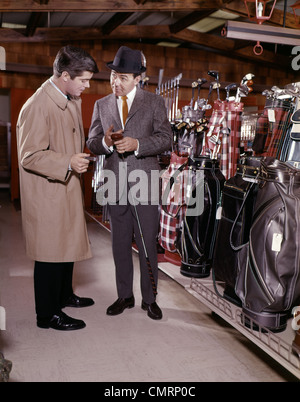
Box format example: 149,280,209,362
109,203,159,304
34,261,74,318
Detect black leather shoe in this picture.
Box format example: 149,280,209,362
106,296,135,316
141,301,163,320
37,312,86,331
63,294,95,308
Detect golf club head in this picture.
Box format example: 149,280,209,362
225,83,237,91
241,73,255,85
262,89,274,98
225,83,237,100
284,82,300,96
238,84,250,97
208,70,219,81
271,85,281,93
197,78,207,86
212,82,221,89
277,93,293,100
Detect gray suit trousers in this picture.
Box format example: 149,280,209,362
108,203,159,304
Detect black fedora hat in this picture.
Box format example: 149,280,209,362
106,46,146,74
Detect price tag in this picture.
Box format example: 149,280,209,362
271,233,283,252
268,109,276,123
216,206,222,220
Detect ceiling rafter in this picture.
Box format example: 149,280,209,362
101,12,134,35
25,12,45,36
0,0,226,12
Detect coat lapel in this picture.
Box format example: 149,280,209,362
107,94,122,129
127,87,144,124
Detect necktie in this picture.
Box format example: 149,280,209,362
121,96,128,125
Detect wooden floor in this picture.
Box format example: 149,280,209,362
0,189,297,382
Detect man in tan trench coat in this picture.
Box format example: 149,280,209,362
17,46,98,330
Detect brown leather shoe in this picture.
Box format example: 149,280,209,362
141,301,163,320
106,296,135,316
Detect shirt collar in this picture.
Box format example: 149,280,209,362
50,78,69,100
119,85,136,102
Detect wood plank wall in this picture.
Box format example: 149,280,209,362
0,40,298,200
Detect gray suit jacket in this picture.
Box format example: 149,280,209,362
87,87,172,204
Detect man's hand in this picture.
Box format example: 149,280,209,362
70,153,90,174
115,137,138,154
104,125,124,148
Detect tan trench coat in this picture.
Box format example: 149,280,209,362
16,79,92,263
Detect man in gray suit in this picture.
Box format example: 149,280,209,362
87,46,172,320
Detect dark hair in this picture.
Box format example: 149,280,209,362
53,45,99,79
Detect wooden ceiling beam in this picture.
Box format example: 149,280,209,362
0,0,225,12
101,12,134,35
24,12,45,36
0,24,291,69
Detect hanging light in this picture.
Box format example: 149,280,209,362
291,0,300,27
242,0,277,54
243,0,277,24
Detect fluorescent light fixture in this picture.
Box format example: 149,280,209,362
224,20,300,46
188,10,239,33
2,23,27,29
156,41,181,47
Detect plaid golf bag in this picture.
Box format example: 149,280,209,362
235,157,300,332
201,100,243,179
213,156,261,305
158,152,188,253
252,97,295,159
177,156,225,278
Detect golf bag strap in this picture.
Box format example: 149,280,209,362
229,180,256,251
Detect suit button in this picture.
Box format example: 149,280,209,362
73,128,76,133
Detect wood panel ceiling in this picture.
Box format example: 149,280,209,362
0,0,298,67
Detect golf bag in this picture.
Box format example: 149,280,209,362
159,152,188,253
177,156,225,278
252,97,295,159
213,156,261,304
201,99,243,180
236,157,300,332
